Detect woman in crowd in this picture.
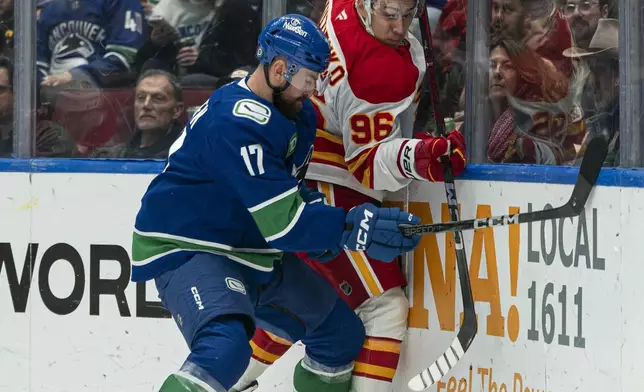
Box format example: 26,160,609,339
487,35,585,164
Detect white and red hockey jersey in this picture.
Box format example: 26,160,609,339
307,0,426,201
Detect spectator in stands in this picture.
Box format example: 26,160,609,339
37,0,147,88
138,0,216,85
491,0,573,77
91,69,184,158
427,0,447,29
0,0,13,60
487,35,584,164
0,54,13,155
433,0,466,74
288,0,325,22
561,0,610,50
37,0,53,19
136,0,261,87
198,0,261,81
140,0,157,16
563,18,619,165
0,56,75,157
213,65,254,89
430,0,467,120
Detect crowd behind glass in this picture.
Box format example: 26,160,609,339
1,0,626,167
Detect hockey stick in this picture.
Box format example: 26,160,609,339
406,7,478,392
406,145,608,392
398,135,608,237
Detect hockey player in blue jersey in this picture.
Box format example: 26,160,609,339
131,14,421,392
37,0,146,87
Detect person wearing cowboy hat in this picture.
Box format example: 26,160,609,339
561,0,611,50
563,18,619,165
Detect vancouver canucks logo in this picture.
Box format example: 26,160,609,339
49,32,95,74
287,132,298,157
48,21,107,74
54,33,94,60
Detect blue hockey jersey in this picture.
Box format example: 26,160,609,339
131,79,346,282
37,0,146,83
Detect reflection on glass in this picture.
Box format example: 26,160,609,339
435,0,619,166
32,0,263,158
18,0,623,164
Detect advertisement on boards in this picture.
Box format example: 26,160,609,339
1,172,643,391
395,180,631,392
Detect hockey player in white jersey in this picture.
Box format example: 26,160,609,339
232,1,467,392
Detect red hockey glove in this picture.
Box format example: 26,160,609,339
413,130,466,182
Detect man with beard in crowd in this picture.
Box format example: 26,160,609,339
561,0,610,50
563,18,619,165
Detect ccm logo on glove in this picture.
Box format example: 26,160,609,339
355,209,374,250
341,203,422,262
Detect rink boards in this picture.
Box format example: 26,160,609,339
1,159,643,391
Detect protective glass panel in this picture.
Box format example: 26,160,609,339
0,0,13,157
477,0,619,165
287,0,326,23
34,0,263,158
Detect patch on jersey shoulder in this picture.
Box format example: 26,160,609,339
233,99,272,125
286,132,298,157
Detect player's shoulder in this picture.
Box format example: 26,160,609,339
209,81,270,125
330,0,422,104
205,80,295,147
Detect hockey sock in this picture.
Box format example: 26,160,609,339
229,358,267,392
351,336,402,391
293,355,353,392
231,328,293,390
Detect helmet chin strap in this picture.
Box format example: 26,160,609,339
263,64,291,95
356,0,375,36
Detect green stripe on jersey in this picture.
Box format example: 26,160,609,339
132,231,281,271
249,187,305,241
105,44,138,64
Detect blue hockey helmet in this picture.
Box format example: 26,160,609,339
256,14,331,91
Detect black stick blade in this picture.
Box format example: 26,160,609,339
579,135,608,188
568,135,608,214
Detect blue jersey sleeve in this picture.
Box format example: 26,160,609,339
74,0,146,78
198,101,346,253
